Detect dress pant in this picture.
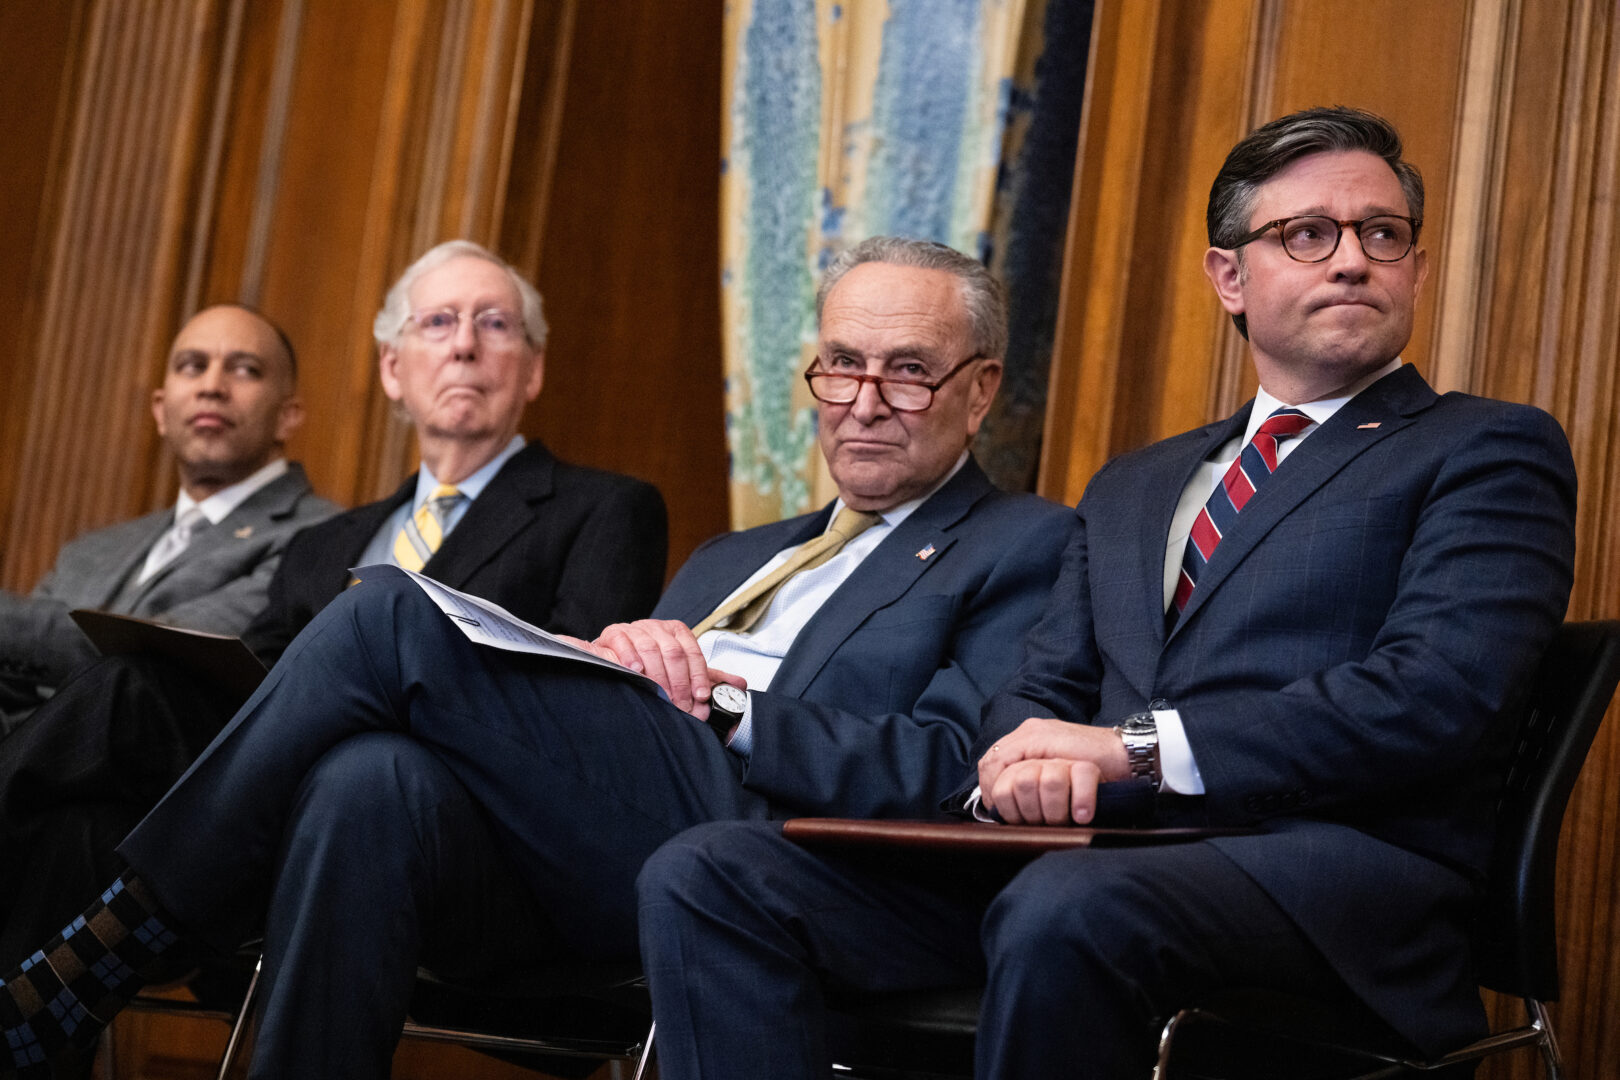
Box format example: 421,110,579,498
0,653,244,963
116,568,773,1078
637,820,1409,1080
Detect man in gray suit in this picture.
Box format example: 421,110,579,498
0,304,337,733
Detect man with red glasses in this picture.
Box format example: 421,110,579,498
635,107,1578,1078
0,236,1074,1079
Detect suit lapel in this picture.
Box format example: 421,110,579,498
119,467,313,604
422,442,553,589
1172,365,1437,634
95,514,174,608
769,459,994,698
676,513,829,626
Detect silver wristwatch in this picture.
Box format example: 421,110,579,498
706,683,748,741
1115,708,1161,786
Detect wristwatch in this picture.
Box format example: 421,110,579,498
707,683,748,742
1115,708,1162,786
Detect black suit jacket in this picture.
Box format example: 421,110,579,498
245,441,667,664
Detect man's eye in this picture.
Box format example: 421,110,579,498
896,363,928,380
421,312,458,331
230,363,264,379
827,354,861,370
477,311,514,333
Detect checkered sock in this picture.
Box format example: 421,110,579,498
0,875,176,1075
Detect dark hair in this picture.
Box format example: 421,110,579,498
1207,107,1424,338
816,236,1008,359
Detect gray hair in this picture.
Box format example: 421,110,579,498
1207,107,1425,338
815,236,1008,359
372,240,547,350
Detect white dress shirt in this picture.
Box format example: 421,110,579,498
704,453,969,756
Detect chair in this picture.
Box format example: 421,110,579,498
125,954,655,1080
785,620,1620,1080
1154,618,1620,1079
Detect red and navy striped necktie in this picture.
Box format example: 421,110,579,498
1172,407,1314,614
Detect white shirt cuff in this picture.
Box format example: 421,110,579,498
723,693,754,756
1154,707,1204,794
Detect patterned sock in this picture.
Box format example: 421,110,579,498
0,875,177,1075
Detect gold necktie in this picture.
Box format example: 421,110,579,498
692,507,881,636
393,484,464,572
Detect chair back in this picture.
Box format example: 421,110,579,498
1475,620,1620,999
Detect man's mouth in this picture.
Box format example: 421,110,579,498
187,412,232,432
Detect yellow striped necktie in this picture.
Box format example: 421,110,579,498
393,484,465,572
692,506,881,636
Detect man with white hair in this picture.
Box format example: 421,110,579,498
0,241,668,1008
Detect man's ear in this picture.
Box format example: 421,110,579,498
1204,247,1246,316
378,344,404,401
524,348,545,402
274,395,306,443
150,388,169,436
964,359,1003,438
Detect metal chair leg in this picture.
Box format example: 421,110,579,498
629,1019,656,1080
214,957,263,1080
1526,998,1564,1080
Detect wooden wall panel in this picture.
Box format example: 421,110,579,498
1043,1,1620,1075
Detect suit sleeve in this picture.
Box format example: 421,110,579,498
0,584,99,690
542,479,668,638
739,506,1077,818
1183,405,1577,824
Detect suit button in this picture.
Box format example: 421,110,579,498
1279,791,1299,810
1259,794,1278,813
1297,790,1313,807
1243,796,1262,814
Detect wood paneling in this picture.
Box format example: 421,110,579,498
1042,1,1620,1075
0,0,724,595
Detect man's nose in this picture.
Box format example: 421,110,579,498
1327,225,1372,280
451,314,480,359
848,377,891,422
197,361,227,396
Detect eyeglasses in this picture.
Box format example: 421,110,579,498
403,307,526,345
1232,215,1420,263
803,354,984,412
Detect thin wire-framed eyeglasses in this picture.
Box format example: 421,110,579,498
403,307,526,345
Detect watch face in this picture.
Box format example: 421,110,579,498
1121,713,1156,736
711,684,748,715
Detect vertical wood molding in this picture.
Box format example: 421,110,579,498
1038,0,1165,499
2,0,223,591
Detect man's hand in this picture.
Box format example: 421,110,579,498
978,717,1131,825
591,620,746,721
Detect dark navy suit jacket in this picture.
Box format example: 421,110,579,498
657,457,1076,820
972,365,1577,1053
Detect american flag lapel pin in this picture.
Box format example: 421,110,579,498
1356,422,1381,430
916,543,936,561
234,525,254,538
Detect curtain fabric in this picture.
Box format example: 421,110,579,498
720,0,1092,526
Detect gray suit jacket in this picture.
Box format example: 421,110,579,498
0,464,338,715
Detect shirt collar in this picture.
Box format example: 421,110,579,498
182,458,290,526
1246,357,1402,445
415,435,525,507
